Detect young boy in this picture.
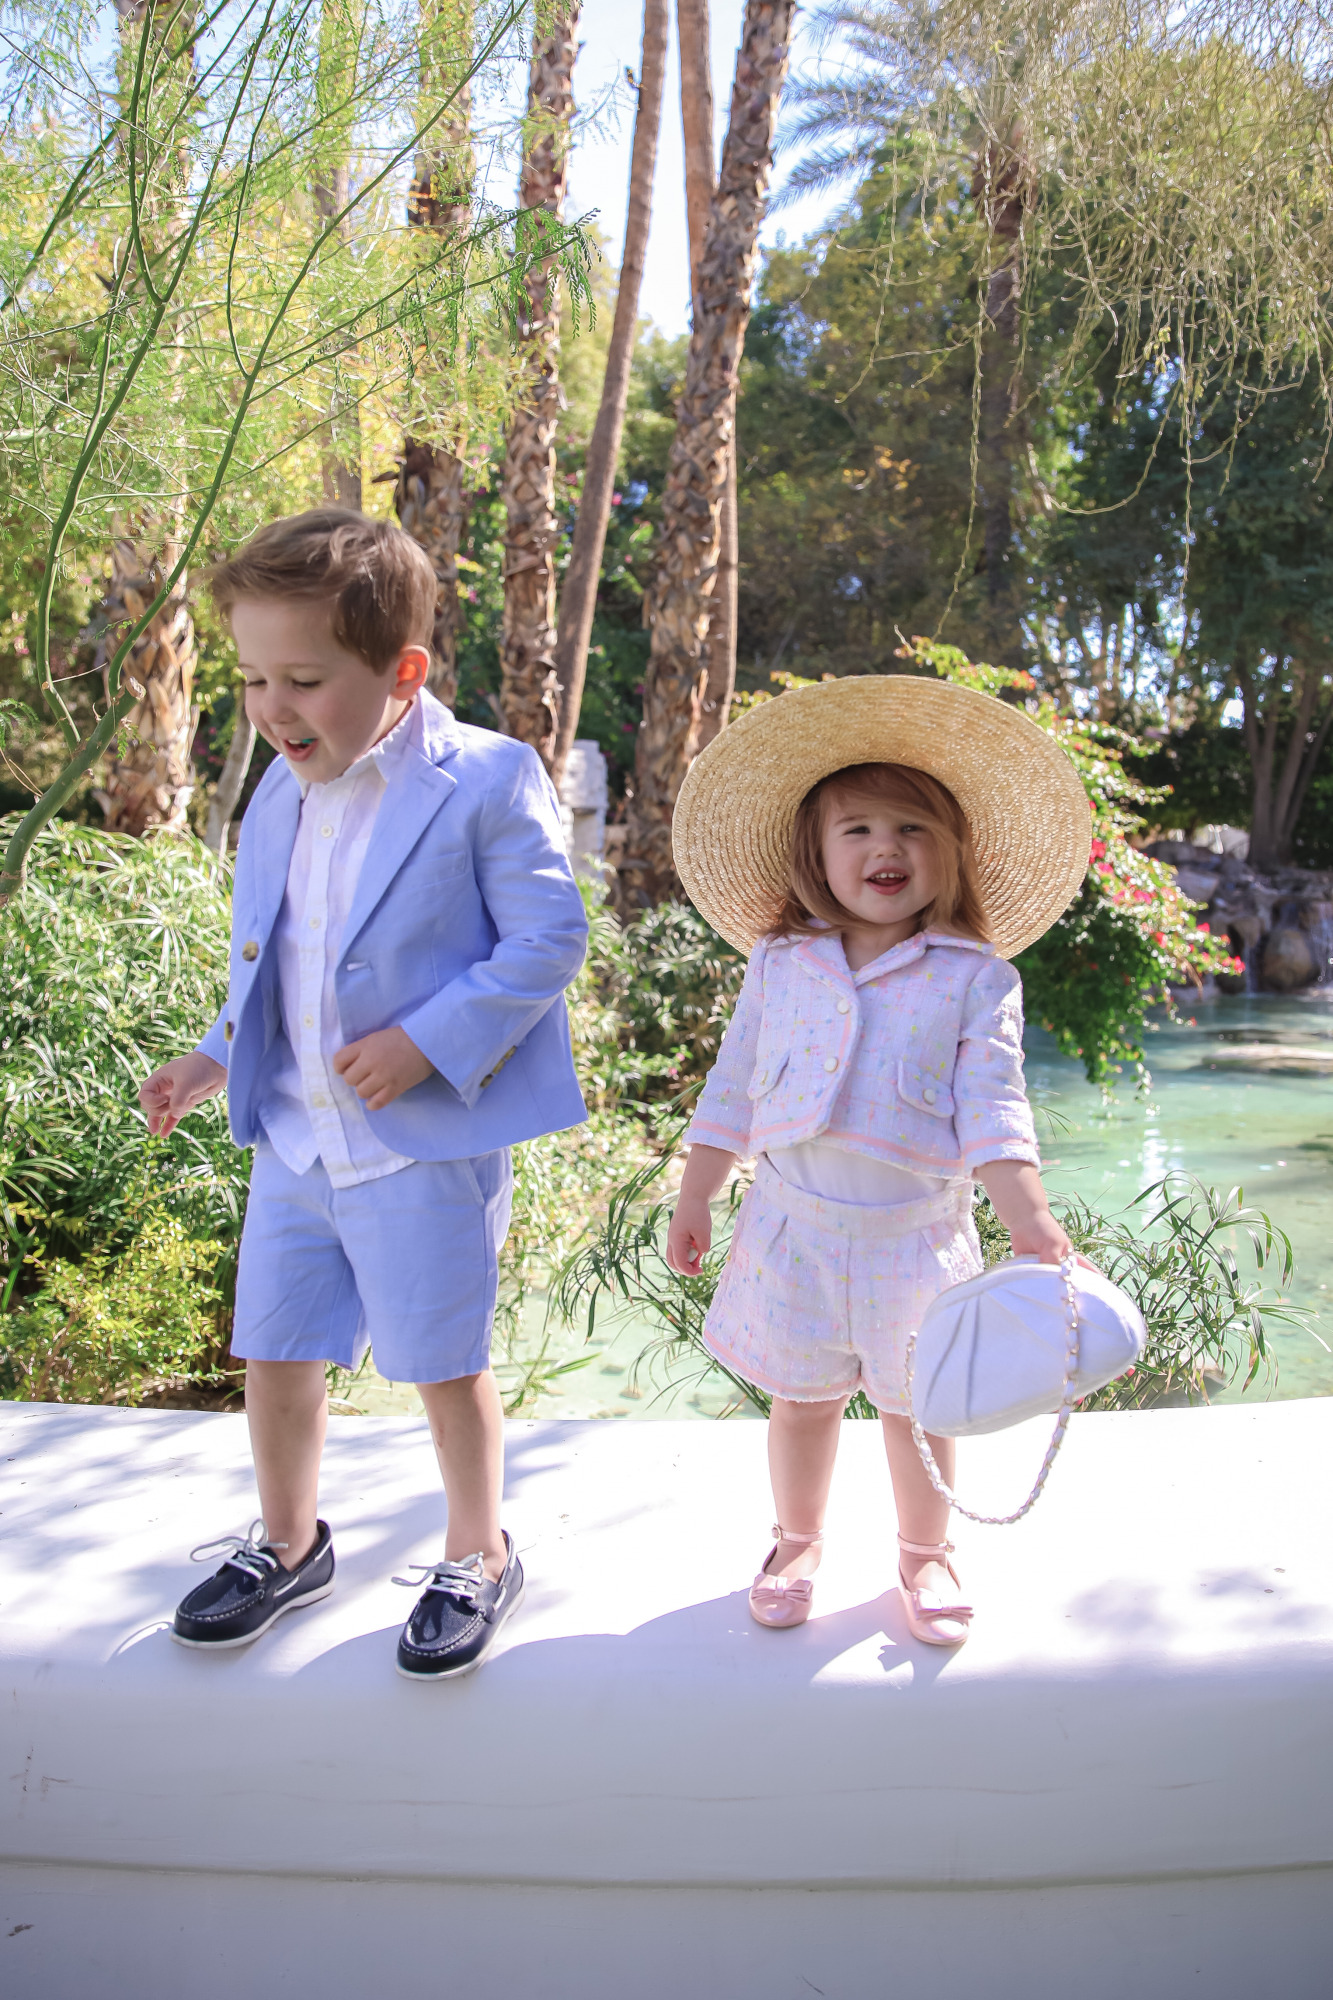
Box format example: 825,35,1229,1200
140,508,588,1680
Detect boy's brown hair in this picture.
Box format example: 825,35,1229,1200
771,761,991,943
208,507,438,672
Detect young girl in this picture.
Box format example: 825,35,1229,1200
666,677,1089,1646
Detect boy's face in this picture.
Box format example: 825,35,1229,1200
233,596,429,786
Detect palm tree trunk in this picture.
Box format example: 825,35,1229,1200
93,532,198,835
497,4,580,764
622,0,795,908
393,0,475,707
971,138,1031,667
550,0,668,795
96,2,200,835
315,0,365,509
678,0,737,750
204,705,257,855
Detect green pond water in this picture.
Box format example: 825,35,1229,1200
344,992,1333,1422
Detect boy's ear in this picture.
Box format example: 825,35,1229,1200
393,645,431,697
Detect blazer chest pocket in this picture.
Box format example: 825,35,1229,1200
414,851,470,894
897,1060,954,1118
748,1050,790,1100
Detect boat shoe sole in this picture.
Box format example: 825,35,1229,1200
395,1576,525,1682
171,1577,335,1650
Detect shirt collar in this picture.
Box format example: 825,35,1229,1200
293,695,422,799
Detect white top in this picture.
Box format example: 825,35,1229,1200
257,701,419,1189
767,1139,953,1207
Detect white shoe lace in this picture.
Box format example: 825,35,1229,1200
190,1520,289,1585
392,1552,486,1604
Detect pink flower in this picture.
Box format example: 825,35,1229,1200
1196,920,1210,934
612,492,622,505
1089,838,1107,860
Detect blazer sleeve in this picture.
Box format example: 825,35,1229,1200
197,1005,230,1068
952,956,1041,1172
399,743,588,1108
682,938,767,1158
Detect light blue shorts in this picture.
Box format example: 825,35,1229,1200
232,1143,513,1383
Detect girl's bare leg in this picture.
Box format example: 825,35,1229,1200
244,1358,328,1569
764,1394,849,1579
416,1368,507,1581
882,1412,957,1596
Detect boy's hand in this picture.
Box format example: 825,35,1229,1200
666,1194,714,1276
333,1026,434,1111
139,1052,227,1137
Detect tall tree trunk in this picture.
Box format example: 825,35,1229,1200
971,138,1032,668
315,0,364,509
1245,638,1333,867
550,0,668,795
204,705,258,855
496,5,580,763
94,532,198,834
678,0,737,749
622,0,795,908
97,2,200,835
393,0,475,707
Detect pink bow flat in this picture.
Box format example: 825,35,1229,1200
897,1534,973,1647
749,1524,824,1629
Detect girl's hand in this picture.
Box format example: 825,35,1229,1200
665,1143,737,1276
666,1194,713,1275
975,1158,1096,1269
139,1052,227,1137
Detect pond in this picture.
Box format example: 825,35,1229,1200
342,993,1333,1423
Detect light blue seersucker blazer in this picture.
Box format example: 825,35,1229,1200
197,689,589,1160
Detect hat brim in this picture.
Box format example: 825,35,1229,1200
672,676,1091,959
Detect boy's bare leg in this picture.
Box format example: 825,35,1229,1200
881,1412,956,1597
416,1368,507,1580
244,1359,328,1570
764,1394,848,1580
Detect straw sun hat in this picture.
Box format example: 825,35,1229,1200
672,675,1091,959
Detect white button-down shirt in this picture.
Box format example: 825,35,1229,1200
258,702,420,1188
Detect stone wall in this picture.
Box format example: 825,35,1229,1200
1148,840,1333,992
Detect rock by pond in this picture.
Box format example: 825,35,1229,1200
1147,839,1333,992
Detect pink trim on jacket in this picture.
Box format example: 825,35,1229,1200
684,929,1040,1178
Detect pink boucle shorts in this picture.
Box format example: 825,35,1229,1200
703,1155,982,1414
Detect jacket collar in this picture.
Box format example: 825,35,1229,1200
791,926,994,992
239,688,463,954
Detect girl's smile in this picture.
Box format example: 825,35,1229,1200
821,793,940,965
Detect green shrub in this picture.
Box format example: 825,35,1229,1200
553,1158,1312,1418
2,1211,221,1403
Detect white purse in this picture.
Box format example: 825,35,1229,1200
905,1256,1147,1524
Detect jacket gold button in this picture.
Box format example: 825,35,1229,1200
224,1021,234,1042
923,1085,937,1104
836,1000,850,1015
823,1056,838,1073
241,940,259,962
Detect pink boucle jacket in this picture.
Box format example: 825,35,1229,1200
685,928,1040,1178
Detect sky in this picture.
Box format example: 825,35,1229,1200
483,1,845,338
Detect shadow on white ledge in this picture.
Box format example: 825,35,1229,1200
2,1400,1331,1999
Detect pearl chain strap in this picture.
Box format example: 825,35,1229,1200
904,1255,1081,1527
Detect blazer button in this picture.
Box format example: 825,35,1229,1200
223,1021,234,1042
923,1085,937,1104
836,1000,850,1015
241,940,259,962
823,1056,839,1073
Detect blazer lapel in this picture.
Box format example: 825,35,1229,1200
244,766,302,950
340,756,458,952
793,931,855,997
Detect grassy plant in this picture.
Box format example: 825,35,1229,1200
553,1157,1315,1418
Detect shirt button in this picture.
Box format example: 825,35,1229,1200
309,916,321,929
303,1013,314,1028
311,1092,328,1109
836,1000,850,1015
321,824,333,837
923,1085,937,1104
824,1057,839,1073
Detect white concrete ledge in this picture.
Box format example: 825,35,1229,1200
3,1401,1332,1997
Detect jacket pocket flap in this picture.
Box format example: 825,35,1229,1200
897,1060,954,1117
747,1049,790,1100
